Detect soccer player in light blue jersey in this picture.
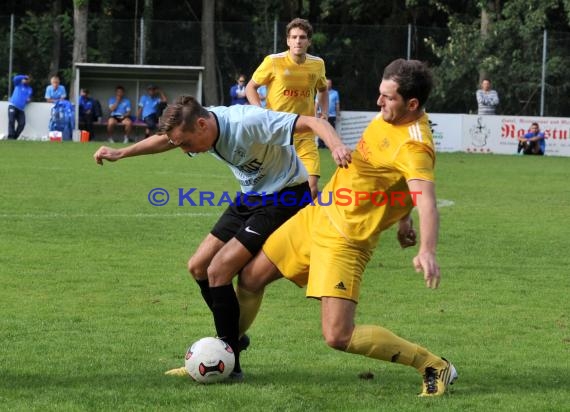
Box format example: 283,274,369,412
93,95,352,378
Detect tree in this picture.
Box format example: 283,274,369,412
71,0,89,102
49,0,63,77
202,0,218,105
426,0,570,116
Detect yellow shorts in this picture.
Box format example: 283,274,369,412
294,138,320,177
262,204,372,302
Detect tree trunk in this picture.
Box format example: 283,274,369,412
202,0,218,105
49,0,62,78
143,0,154,65
479,1,497,82
71,0,89,103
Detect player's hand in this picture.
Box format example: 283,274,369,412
330,144,352,168
93,146,121,165
397,216,417,248
413,251,440,289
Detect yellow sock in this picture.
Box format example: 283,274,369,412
236,285,264,336
345,325,445,372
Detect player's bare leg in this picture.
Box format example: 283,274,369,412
236,251,283,335
322,297,457,396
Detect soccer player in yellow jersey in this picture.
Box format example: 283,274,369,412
237,59,458,396
246,18,328,198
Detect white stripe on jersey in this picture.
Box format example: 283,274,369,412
408,122,423,142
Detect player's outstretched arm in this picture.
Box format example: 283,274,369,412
295,115,352,168
93,133,173,165
245,80,261,107
407,179,440,289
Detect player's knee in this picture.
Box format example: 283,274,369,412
206,264,234,287
323,334,350,351
238,269,264,293
322,329,351,351
187,256,207,280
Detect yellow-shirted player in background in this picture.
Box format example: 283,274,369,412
237,59,458,397
246,18,328,198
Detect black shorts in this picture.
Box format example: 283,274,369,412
112,115,128,123
210,182,311,255
144,113,159,130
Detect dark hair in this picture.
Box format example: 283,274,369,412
531,122,539,127
286,18,313,39
382,59,433,108
115,85,125,91
158,95,210,134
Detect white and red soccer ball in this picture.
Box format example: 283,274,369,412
185,337,235,383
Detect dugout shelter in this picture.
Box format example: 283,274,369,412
73,63,204,139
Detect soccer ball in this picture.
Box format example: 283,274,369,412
185,337,235,383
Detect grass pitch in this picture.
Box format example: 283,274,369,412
1,141,569,411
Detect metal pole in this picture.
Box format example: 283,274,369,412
540,29,547,116
407,24,412,60
139,17,145,64
133,0,138,64
8,14,15,96
273,17,278,53
74,66,80,135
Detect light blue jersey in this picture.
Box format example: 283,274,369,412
45,85,67,101
207,105,308,194
138,94,161,119
109,97,132,117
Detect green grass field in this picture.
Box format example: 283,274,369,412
1,141,569,411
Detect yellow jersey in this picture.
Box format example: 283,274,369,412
251,51,327,140
322,112,435,249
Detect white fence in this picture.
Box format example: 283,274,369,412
0,101,53,140
338,111,570,156
2,101,569,156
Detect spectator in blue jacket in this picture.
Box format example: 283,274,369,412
229,75,249,105
7,74,33,140
518,122,546,155
79,88,99,140
137,84,167,138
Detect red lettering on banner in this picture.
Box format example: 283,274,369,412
502,121,569,140
546,129,569,140
501,123,515,138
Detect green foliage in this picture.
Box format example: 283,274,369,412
12,11,74,98
2,0,570,114
425,0,570,115
426,16,482,113
1,142,570,410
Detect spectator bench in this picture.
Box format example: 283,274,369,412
81,118,149,141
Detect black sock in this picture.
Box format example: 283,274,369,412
210,284,241,372
196,279,213,311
